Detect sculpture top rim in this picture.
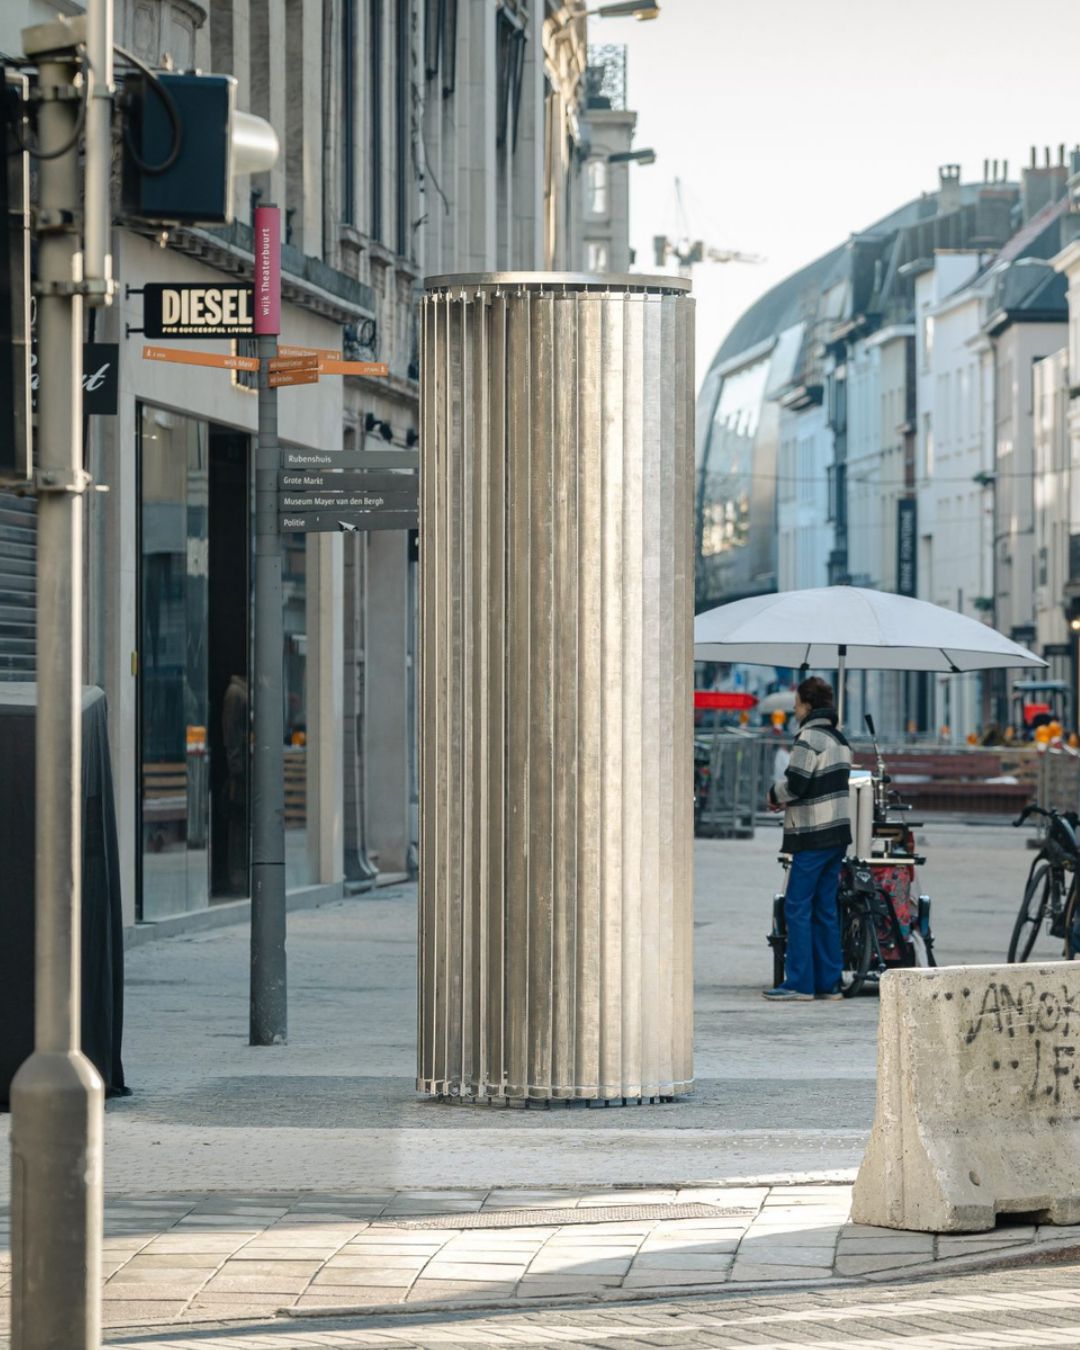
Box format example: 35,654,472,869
423,271,692,295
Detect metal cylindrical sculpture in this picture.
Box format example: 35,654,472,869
418,273,695,1103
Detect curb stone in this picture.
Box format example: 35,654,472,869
275,1233,1080,1323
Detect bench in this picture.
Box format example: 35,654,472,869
852,749,1032,815
142,761,186,824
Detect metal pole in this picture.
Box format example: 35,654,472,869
250,330,287,1044
83,0,113,292
11,28,103,1350
837,645,847,728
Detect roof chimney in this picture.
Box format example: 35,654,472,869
1021,149,1069,221
938,163,962,214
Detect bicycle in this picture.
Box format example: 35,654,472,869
767,715,935,996
769,856,934,997
1008,804,1080,962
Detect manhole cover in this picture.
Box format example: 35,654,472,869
375,1203,754,1230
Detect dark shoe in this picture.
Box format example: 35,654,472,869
762,986,813,1001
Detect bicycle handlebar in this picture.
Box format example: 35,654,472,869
1013,803,1047,828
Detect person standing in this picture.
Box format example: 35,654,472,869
764,676,852,1002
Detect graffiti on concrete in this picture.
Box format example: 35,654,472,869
952,979,1080,1106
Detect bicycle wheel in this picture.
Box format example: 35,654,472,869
1008,859,1057,963
1063,877,1080,960
769,896,787,987
841,905,873,998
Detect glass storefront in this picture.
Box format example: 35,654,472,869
138,405,317,919
138,407,212,919
282,529,312,890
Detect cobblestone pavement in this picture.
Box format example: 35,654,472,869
3,1182,1079,1340
0,822,1033,1201
98,1262,1080,1346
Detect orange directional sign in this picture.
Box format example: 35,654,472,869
319,359,389,377
268,367,320,389
143,344,260,372
268,354,319,373
277,344,341,359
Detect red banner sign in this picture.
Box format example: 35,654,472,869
254,205,281,336
693,691,758,711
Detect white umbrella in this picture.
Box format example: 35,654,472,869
758,690,796,715
694,587,1045,724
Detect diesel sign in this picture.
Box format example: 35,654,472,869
143,282,255,339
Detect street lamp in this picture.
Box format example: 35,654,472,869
587,1,661,18
608,148,656,165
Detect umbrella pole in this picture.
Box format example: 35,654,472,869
837,645,847,728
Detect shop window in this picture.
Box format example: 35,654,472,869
138,407,211,919
282,529,314,889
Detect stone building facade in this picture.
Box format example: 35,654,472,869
0,0,633,926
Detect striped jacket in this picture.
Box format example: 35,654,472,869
768,708,853,854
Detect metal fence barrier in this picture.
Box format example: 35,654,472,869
695,732,767,839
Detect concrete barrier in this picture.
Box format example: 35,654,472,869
852,964,1080,1233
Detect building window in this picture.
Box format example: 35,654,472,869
496,13,526,151
232,338,259,394
370,0,384,242
395,0,409,256
587,158,607,216
424,0,458,95
342,0,356,224
586,240,609,272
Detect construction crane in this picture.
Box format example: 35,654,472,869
652,178,764,278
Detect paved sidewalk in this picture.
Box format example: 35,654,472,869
3,1181,1079,1340
0,821,1034,1203
0,823,1044,1344
96,1262,1080,1348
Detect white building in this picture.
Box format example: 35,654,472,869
912,252,995,741
776,389,831,593
986,257,1069,702
1032,346,1071,684
843,325,915,740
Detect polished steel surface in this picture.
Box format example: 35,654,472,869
419,276,695,1102
423,271,691,293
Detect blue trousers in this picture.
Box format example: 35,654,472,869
783,845,845,995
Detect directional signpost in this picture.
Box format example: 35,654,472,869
281,448,419,470
279,469,416,492
279,511,417,534
276,460,418,533
268,367,319,388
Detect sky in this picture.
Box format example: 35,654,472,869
604,0,1080,391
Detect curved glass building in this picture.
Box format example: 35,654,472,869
693,175,1007,613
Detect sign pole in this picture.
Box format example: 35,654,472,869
250,204,287,1045
12,15,107,1348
